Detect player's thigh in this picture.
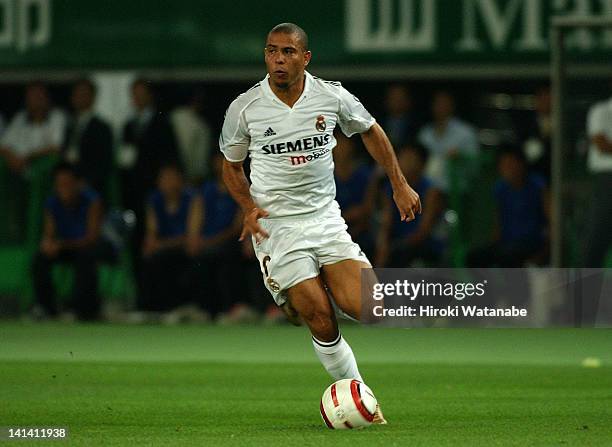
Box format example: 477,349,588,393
287,276,338,341
321,259,374,320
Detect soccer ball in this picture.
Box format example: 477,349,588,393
320,379,377,429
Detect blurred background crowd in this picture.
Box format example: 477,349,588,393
0,77,609,323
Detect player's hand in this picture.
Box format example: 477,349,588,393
392,182,421,222
240,207,270,244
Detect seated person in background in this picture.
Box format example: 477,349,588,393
418,91,478,192
140,163,194,312
0,82,66,175
187,153,242,318
32,163,111,320
467,147,550,267
376,143,445,267
333,132,376,257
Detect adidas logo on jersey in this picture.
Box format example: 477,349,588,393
263,127,276,137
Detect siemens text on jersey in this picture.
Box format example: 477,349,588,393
261,133,331,155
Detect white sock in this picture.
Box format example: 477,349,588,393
312,334,363,382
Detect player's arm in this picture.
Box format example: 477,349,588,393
220,98,269,243
222,160,269,243
360,123,421,222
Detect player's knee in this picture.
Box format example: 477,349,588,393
280,302,302,326
304,309,337,341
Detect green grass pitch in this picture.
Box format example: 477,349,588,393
1,323,611,446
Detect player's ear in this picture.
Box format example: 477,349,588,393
304,50,312,66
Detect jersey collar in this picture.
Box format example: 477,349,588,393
262,70,314,106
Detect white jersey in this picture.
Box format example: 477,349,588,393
220,71,375,218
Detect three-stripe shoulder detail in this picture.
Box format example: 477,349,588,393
313,76,341,87
247,82,261,92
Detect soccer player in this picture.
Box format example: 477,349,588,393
220,23,421,423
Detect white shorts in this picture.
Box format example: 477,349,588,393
252,200,371,306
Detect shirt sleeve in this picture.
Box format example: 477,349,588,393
587,103,605,136
337,86,376,137
219,99,250,162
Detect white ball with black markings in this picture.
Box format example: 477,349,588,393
320,379,377,429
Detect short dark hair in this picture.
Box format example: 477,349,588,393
268,22,309,51
53,161,80,179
